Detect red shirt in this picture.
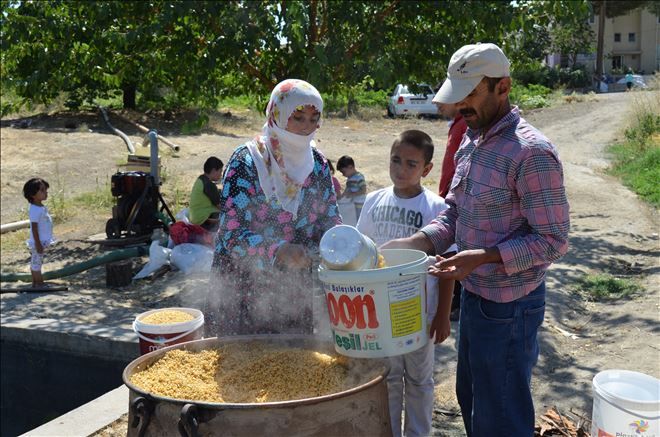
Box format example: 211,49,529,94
438,114,467,198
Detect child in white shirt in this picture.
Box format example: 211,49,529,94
357,130,455,437
23,178,55,288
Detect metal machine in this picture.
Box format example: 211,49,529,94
105,130,175,240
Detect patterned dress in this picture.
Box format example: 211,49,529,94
204,141,341,336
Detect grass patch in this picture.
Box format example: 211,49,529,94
159,169,190,215
606,93,660,207
0,228,30,256
48,163,72,225
71,183,115,211
575,273,640,301
510,82,553,110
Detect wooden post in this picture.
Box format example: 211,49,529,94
106,259,134,287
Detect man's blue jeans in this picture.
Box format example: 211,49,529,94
456,282,546,437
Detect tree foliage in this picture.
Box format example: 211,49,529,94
1,0,596,112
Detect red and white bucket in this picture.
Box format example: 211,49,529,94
132,307,204,355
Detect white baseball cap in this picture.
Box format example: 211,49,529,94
433,43,510,104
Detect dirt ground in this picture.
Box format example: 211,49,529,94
1,90,658,435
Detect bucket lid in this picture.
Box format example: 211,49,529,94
593,369,660,413
318,249,428,284
319,225,377,271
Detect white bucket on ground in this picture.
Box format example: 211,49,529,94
133,307,204,355
591,369,660,437
318,248,429,358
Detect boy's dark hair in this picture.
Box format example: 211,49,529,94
23,178,49,203
392,130,434,164
327,159,335,173
204,156,224,174
337,155,355,171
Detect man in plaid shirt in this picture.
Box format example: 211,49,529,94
383,43,570,437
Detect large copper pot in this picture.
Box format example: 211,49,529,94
123,335,392,437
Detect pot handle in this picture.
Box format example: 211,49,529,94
129,397,153,437
178,404,200,437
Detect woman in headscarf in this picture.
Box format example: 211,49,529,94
204,79,341,336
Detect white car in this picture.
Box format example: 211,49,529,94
387,83,438,117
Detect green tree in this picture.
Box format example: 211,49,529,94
1,0,597,113
1,1,242,111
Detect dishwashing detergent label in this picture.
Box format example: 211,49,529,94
387,276,422,338
326,284,383,352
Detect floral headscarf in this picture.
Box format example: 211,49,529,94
247,79,324,216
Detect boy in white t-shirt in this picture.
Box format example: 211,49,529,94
357,130,455,437
22,178,55,288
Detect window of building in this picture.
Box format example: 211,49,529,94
614,33,621,42
612,55,622,70
628,33,635,42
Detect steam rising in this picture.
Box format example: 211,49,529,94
201,254,334,342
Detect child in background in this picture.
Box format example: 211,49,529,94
337,155,367,218
189,156,224,231
356,130,456,437
23,178,55,288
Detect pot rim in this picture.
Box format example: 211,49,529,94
123,334,389,409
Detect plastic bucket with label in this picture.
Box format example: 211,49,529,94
591,369,660,437
318,248,429,358
133,307,204,355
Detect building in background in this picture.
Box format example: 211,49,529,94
546,7,659,74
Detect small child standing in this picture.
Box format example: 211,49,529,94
356,130,456,437
23,178,55,288
337,155,367,218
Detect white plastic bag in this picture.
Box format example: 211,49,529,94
133,241,172,280
170,243,214,275
175,208,191,224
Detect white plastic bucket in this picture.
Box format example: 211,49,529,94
591,369,660,437
133,307,204,355
318,249,429,358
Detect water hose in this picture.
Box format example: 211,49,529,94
0,246,148,283
98,106,136,154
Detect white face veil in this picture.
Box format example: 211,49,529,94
247,79,324,217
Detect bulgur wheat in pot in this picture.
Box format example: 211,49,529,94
129,343,358,403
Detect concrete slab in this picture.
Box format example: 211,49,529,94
1,319,139,362
20,385,128,437
1,273,208,435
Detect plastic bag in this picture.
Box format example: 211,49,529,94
175,208,191,224
133,241,172,280
170,243,214,275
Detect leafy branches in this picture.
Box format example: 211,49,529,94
1,0,599,113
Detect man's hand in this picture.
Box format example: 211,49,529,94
274,243,311,270
380,232,435,255
428,248,501,280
